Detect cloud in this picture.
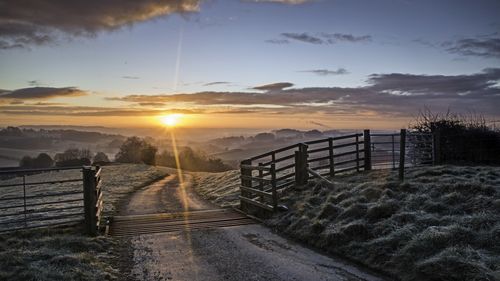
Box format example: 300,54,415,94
443,36,500,58
281,33,323,44
0,87,87,100
108,68,500,117
252,82,294,91
122,76,140,80
321,33,372,43
203,81,230,86
270,32,372,45
300,68,349,76
265,39,290,44
0,0,201,49
245,0,313,4
0,104,254,117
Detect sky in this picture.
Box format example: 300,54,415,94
0,0,499,130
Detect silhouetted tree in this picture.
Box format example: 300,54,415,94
115,136,158,165
33,153,54,168
55,148,92,167
19,156,33,168
115,137,144,163
93,152,110,164
141,143,158,165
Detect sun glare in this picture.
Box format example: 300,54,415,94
160,114,183,127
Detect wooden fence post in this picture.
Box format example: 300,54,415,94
399,129,407,181
295,143,309,185
355,134,360,172
328,137,335,178
363,130,372,171
240,159,252,212
83,166,97,236
270,163,278,211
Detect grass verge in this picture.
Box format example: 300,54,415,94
0,164,169,281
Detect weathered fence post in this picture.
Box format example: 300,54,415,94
328,137,335,177
83,166,97,236
355,134,360,172
363,130,372,171
399,129,407,181
295,143,309,185
270,163,278,211
240,159,252,212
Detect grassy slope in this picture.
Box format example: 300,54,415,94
191,166,500,281
191,170,240,208
0,164,169,281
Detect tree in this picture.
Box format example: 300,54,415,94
54,148,93,167
33,153,53,168
93,152,110,164
115,137,144,163
19,156,33,168
141,143,158,165
115,136,158,165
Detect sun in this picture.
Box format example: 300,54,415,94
160,114,183,127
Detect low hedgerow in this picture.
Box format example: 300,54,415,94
266,165,500,281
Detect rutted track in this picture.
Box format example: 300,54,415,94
115,171,387,281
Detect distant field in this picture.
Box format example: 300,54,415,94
0,164,169,281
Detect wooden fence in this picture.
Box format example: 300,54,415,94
240,130,371,214
239,129,433,214
0,166,104,236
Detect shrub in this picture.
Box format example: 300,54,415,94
410,109,500,164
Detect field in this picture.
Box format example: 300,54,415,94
0,164,169,281
192,165,500,281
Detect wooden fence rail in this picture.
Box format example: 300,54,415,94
239,129,433,215
0,166,104,235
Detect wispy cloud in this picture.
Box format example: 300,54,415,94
203,81,231,86
122,76,140,80
443,35,500,58
245,0,314,4
300,68,349,76
265,39,290,44
268,32,372,45
281,33,324,44
321,33,372,43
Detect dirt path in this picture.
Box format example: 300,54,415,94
119,172,388,281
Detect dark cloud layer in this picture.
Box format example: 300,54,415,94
0,0,201,49
0,87,87,99
252,82,294,91
108,68,500,117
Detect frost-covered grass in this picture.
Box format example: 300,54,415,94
0,164,169,281
190,165,500,281
267,166,500,281
99,164,169,216
191,170,240,208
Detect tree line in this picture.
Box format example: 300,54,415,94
18,136,232,172
114,137,232,172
